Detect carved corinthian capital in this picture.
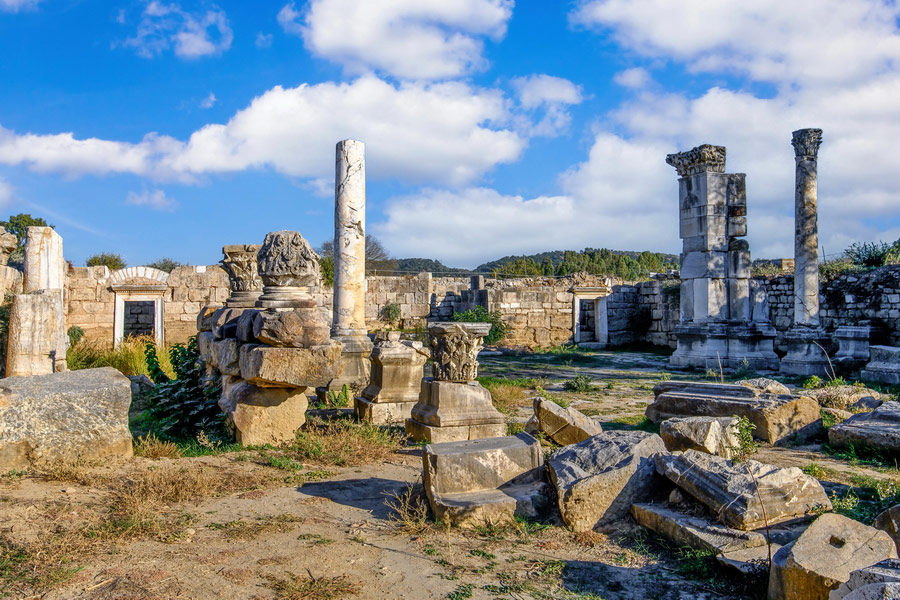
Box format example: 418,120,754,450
222,244,262,293
666,144,727,177
791,128,823,159
255,231,321,308
429,322,491,382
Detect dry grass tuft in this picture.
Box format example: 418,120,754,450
209,514,304,541
264,572,360,600
66,335,174,378
385,482,433,535
290,416,405,467
486,383,527,415
36,459,105,487
133,433,183,459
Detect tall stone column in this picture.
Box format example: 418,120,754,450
781,128,830,376
24,226,65,292
791,128,823,326
321,139,373,397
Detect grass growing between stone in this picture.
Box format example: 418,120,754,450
289,415,406,467
66,335,175,378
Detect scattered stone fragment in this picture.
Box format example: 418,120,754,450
768,513,897,600
822,407,853,424
806,385,884,412
842,583,900,599
829,402,900,455
0,368,132,468
831,559,900,600
654,450,831,531
875,506,900,554
659,416,740,459
738,378,791,396
423,433,550,527
630,503,767,554
548,431,665,531
218,381,308,446
647,381,820,443
532,397,603,446
718,543,779,576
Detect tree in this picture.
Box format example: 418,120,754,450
86,252,127,270
317,234,397,274
0,213,52,268
146,257,183,273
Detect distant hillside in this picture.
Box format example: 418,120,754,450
394,257,469,275
474,248,678,280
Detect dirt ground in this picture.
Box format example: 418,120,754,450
1,349,897,600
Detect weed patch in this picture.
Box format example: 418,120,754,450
291,416,404,466
264,572,360,600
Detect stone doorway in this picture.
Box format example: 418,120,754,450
572,285,612,349
123,300,155,338
578,300,596,343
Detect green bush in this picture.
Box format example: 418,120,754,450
380,302,401,326
845,241,899,268
67,325,85,347
146,257,183,273
319,255,334,287
451,305,508,345
86,252,126,270
563,374,595,392
0,294,11,375
143,336,225,440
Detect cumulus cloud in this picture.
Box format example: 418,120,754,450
292,0,513,79
0,76,525,186
120,1,233,59
613,67,650,89
0,0,39,12
126,189,177,211
511,74,584,136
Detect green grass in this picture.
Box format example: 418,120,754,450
477,376,545,389
602,415,659,434
831,474,900,525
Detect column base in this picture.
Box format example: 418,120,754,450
355,398,417,425
780,326,832,377
405,419,507,444
669,321,780,371
316,334,374,401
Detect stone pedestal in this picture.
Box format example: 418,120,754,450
862,346,900,385
406,322,505,443
221,244,262,308
327,139,373,393
23,226,64,292
834,325,871,372
665,145,778,371
355,331,428,424
6,289,67,376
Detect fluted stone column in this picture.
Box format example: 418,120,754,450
792,128,823,326
221,244,262,308
781,128,830,376
320,139,373,397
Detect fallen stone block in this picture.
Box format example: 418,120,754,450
423,433,550,527
807,385,885,412
252,307,331,348
239,343,342,389
829,402,900,455
647,381,820,443
738,378,791,396
630,502,767,554
831,559,900,600
218,380,308,446
718,543,779,576
0,367,132,468
862,346,900,386
655,450,831,531
532,396,603,446
659,416,740,459
210,338,240,376
874,506,900,554
768,513,897,600
548,431,665,531
842,583,900,599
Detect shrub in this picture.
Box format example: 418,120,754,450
819,258,863,282
145,258,183,273
845,241,896,268
451,305,508,345
319,255,334,287
563,374,595,392
0,293,10,375
380,302,401,326
143,336,225,440
66,325,85,347
86,252,126,270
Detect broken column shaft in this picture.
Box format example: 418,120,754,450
792,128,823,326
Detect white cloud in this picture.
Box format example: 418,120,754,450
292,0,513,80
120,1,233,59
0,76,525,186
572,0,900,88
255,32,273,48
0,0,40,13
126,189,177,211
199,92,216,109
613,67,650,89
511,74,584,137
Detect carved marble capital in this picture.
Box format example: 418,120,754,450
666,144,727,177
257,231,320,289
0,227,16,266
791,128,823,159
429,322,491,382
221,244,262,294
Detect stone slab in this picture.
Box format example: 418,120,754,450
630,503,767,554
829,402,900,455
533,396,603,446
405,419,506,444
862,346,900,386
354,398,416,425
659,416,739,459
239,342,342,389
218,380,308,446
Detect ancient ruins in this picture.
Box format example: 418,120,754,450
2,128,900,600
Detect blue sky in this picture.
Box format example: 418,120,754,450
1,0,899,269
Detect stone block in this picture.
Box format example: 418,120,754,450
862,346,900,385
218,380,308,446
0,367,132,468
548,431,665,531
356,337,427,424
831,559,900,600
768,514,897,600
680,251,726,279
631,503,767,555
6,290,67,377
647,381,820,444
23,226,64,292
655,450,831,531
423,433,550,527
196,305,219,332
875,507,900,555
252,307,331,348
532,397,602,446
659,416,740,459
239,342,342,388
210,338,240,376
829,401,900,455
